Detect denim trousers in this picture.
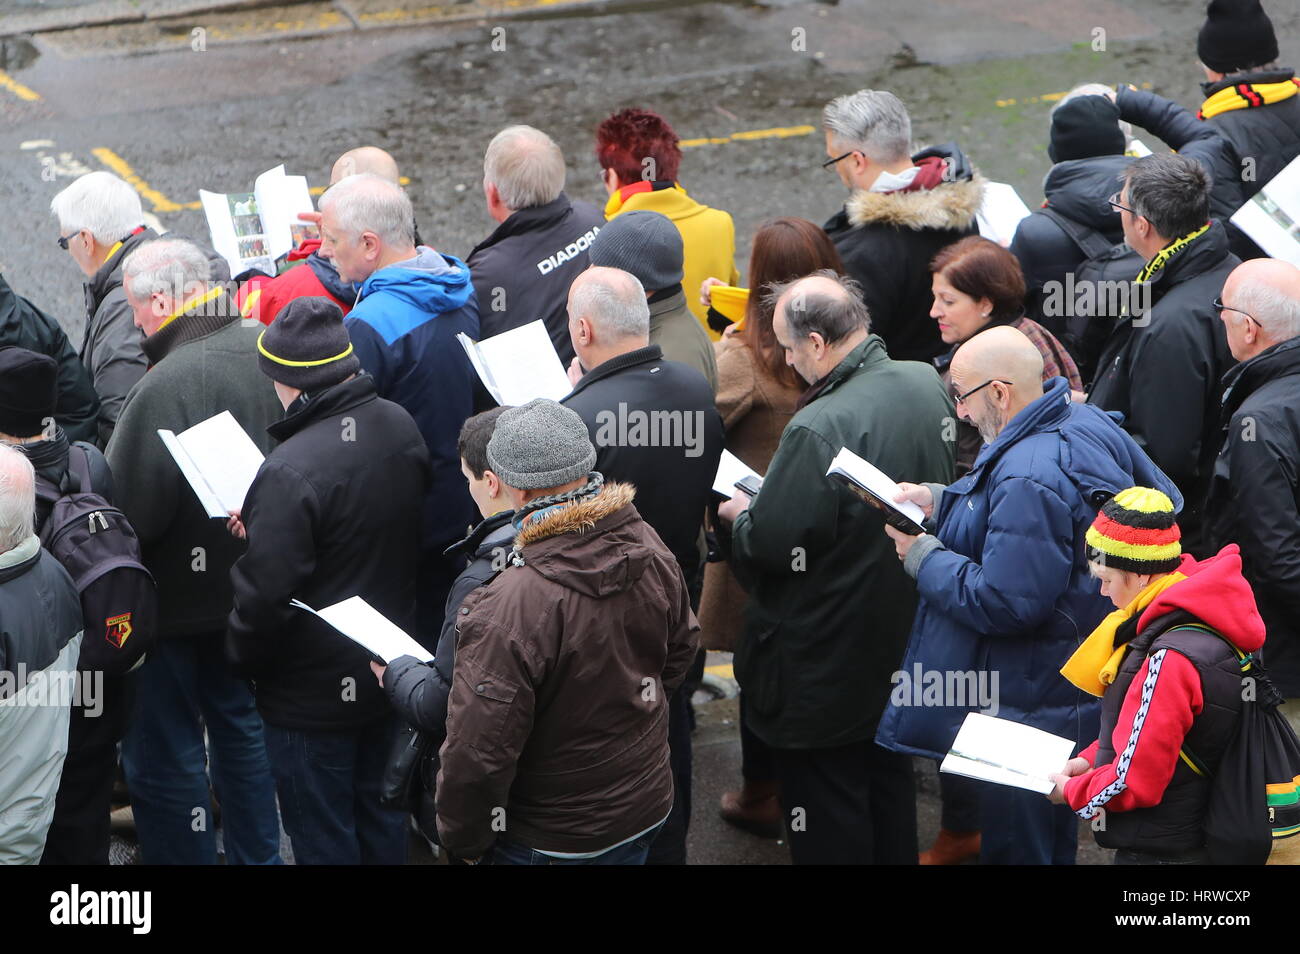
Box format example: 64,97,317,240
486,822,664,865
120,632,282,865
262,714,409,865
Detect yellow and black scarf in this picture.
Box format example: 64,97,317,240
1198,77,1300,120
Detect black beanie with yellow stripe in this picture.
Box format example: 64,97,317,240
1085,487,1182,575
257,296,360,391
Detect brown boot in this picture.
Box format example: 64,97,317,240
719,780,783,838
919,828,981,865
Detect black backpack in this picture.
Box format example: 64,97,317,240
35,444,158,675
1037,207,1144,387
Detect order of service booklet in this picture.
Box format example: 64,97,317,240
291,596,433,665
825,447,928,535
199,164,318,280
1231,153,1300,266
456,319,573,406
712,449,763,498
941,712,1076,795
158,410,265,519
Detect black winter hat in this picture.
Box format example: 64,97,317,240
0,346,57,439
1198,0,1279,74
1049,96,1127,164
257,296,360,391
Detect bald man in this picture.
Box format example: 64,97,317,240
1204,259,1300,712
876,324,1180,866
236,146,410,325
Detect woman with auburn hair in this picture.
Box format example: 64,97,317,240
931,235,1084,477
697,216,845,837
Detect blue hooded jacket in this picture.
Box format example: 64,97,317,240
876,377,1182,760
346,250,479,553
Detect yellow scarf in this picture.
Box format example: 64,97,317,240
157,285,224,333
708,284,749,331
1199,78,1300,120
1060,572,1185,697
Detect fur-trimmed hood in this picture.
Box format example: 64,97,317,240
845,143,985,232
510,482,655,598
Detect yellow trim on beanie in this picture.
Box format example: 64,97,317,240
256,329,354,368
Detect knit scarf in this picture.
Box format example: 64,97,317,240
1060,571,1186,696
603,180,679,218
1134,222,1211,286
1198,77,1300,120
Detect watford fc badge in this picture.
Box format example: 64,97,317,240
105,613,133,649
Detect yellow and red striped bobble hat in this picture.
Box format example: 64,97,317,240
1085,487,1182,574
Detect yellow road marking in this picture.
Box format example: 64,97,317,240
681,124,815,148
706,663,734,680
996,81,1152,108
208,10,347,41
91,147,201,213
0,70,41,102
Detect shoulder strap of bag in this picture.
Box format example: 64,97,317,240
1038,206,1115,260
1158,623,1253,780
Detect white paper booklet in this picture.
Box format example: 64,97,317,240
456,320,572,406
976,181,1032,247
941,713,1076,795
159,411,265,519
1231,154,1300,266
200,164,318,279
291,596,433,664
712,449,763,498
825,447,928,535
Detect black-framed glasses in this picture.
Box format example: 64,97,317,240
56,230,80,251
951,378,1010,405
1107,191,1137,216
1213,297,1262,329
821,150,858,170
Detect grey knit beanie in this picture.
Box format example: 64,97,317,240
588,210,684,292
486,398,597,490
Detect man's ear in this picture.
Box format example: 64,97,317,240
807,331,826,356
485,470,501,499
151,291,171,317
361,230,382,259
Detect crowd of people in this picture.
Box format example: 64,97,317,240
1,0,1299,866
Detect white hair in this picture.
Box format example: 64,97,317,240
1055,83,1134,144
571,268,649,339
0,444,35,554
318,173,415,246
122,238,212,307
1238,276,1300,342
822,90,912,164
50,171,145,246
484,125,566,211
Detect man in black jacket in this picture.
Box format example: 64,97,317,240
820,89,983,364
227,297,431,866
1204,259,1300,710
468,125,604,366
1194,0,1300,260
562,266,722,864
0,347,120,865
0,276,99,445
1087,153,1238,551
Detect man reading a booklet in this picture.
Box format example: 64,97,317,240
226,297,431,865
875,325,1180,865
104,238,283,866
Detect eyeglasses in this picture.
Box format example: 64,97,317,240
951,378,1011,405
821,150,859,170
1213,297,1262,329
1107,191,1137,216
56,230,81,251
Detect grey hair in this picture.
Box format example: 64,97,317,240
570,267,649,339
0,443,35,554
1124,153,1210,240
822,90,912,164
1237,276,1300,342
1055,84,1133,144
767,269,870,343
319,173,415,246
122,238,212,307
484,125,566,211
50,171,144,246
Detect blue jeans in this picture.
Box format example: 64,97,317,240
486,822,664,865
121,632,282,865
262,715,409,865
979,784,1078,865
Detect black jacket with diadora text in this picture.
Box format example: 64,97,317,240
467,193,604,366
563,345,723,583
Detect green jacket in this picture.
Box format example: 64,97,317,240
730,334,955,749
106,302,281,638
649,288,718,394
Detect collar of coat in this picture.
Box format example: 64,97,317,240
267,373,376,443
141,284,242,366
1219,334,1300,420
511,481,636,550
845,173,984,232
796,334,887,409
444,508,517,561
87,226,154,306
1198,70,1299,119
469,193,578,253
963,375,1073,476
568,344,664,395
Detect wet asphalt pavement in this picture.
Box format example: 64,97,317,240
4,0,1298,865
